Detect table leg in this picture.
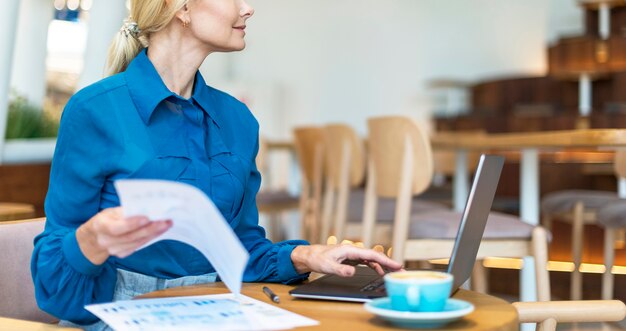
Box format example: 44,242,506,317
618,178,626,199
520,149,538,313
453,149,469,212
520,148,539,226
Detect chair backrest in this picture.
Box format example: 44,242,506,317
367,116,433,198
323,124,366,190
293,127,325,186
0,218,57,323
293,127,326,243
362,116,434,251
319,124,366,242
513,300,626,331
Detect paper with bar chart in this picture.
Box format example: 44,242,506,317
85,294,318,331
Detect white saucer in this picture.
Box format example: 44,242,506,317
364,298,474,328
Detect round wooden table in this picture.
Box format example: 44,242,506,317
0,202,35,222
140,282,518,331
0,317,79,330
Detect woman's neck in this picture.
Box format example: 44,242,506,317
147,28,211,99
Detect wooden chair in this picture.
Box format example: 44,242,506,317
293,127,326,244
596,198,626,300
256,138,300,242
540,150,626,300
0,218,57,323
320,124,446,245
0,202,35,222
318,124,366,243
362,116,551,300
514,300,625,331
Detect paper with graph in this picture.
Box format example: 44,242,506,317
114,179,249,295
86,294,318,331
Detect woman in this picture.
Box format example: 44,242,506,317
31,0,401,328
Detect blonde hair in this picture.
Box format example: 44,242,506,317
105,0,189,76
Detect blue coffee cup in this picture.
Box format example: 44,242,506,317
384,271,453,312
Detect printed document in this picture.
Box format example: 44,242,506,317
86,294,319,331
114,179,249,295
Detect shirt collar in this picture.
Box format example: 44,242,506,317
125,49,221,128
190,72,221,129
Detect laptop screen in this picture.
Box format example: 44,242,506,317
447,154,504,291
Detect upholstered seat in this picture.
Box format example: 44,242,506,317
346,188,447,224
256,190,299,213
597,200,626,229
541,190,618,215
0,218,57,323
409,210,536,240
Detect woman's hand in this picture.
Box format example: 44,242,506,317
290,244,403,277
76,207,172,265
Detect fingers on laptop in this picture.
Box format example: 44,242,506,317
341,245,402,273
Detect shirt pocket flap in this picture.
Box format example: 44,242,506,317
211,153,246,186
131,155,193,181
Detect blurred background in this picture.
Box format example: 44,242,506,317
0,0,583,149
6,0,626,310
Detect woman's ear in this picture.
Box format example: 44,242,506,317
174,3,190,25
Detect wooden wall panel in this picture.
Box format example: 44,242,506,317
0,164,50,217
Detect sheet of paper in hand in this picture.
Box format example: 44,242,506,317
114,179,249,295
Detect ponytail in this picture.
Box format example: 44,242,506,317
104,20,145,76
104,0,189,76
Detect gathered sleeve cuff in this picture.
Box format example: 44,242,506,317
276,242,307,283
240,238,310,284
32,227,117,325
62,230,105,276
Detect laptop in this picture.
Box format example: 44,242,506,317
289,154,505,302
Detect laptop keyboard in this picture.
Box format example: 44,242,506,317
359,277,385,292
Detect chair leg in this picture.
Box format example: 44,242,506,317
537,318,557,331
532,226,551,302
542,214,552,234
571,202,584,300
602,228,616,300
471,261,488,294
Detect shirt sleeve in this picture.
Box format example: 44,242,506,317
31,98,118,324
235,136,310,284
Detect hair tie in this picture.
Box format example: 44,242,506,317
121,19,141,39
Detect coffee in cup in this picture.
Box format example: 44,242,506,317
384,270,453,312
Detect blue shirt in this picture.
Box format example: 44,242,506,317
31,49,308,324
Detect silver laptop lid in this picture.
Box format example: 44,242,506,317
447,154,504,292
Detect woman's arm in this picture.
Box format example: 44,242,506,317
31,99,118,324
31,96,171,324
234,135,401,283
